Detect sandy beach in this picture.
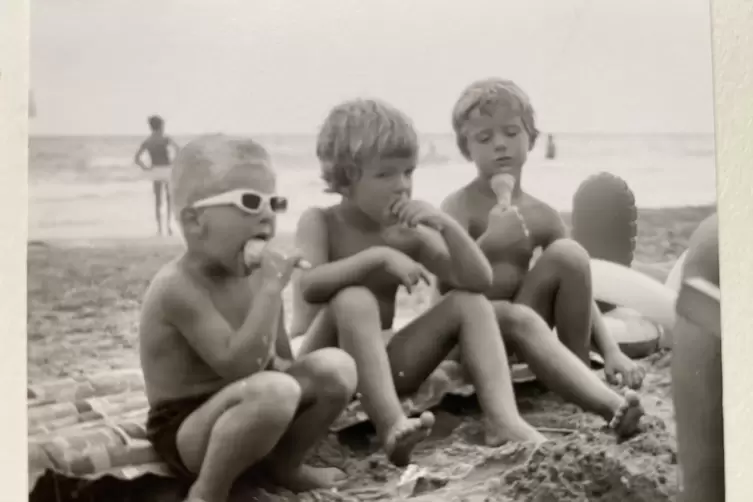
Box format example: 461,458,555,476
27,204,714,502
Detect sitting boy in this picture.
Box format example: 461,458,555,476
139,135,358,502
290,98,546,467
438,78,644,436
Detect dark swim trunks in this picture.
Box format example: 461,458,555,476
146,392,215,479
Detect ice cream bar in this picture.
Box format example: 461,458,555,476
243,239,312,269
491,173,516,207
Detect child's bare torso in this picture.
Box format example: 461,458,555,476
301,205,424,331
140,262,267,405
451,185,558,300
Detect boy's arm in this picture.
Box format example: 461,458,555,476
590,304,623,357
160,273,284,381
295,207,388,304
134,142,148,170
417,198,492,293
275,305,294,361
538,203,568,249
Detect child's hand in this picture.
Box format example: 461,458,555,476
604,351,645,390
389,199,449,231
484,205,531,254
257,239,305,287
381,248,433,294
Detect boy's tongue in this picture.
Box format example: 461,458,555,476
490,173,516,207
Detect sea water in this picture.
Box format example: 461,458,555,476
28,133,717,240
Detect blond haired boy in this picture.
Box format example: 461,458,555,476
291,99,547,468
139,135,357,502
438,78,644,437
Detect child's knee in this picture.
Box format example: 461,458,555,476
494,302,548,342
444,290,494,318
511,305,549,338
241,373,302,424
330,286,379,317
542,239,590,274
304,348,358,399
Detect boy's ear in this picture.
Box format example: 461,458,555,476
179,207,206,239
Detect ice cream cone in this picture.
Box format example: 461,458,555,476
243,239,312,269
491,173,516,208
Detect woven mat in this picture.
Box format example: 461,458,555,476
27,360,540,493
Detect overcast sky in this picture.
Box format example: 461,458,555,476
31,0,715,135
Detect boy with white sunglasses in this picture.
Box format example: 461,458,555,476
138,134,357,502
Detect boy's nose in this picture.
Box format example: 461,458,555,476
396,174,412,191
257,203,276,220
493,135,508,151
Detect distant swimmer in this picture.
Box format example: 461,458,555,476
545,133,556,159
134,115,180,236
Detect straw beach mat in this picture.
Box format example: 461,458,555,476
27,368,169,493
27,359,536,495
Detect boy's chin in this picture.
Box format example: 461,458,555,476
482,169,519,180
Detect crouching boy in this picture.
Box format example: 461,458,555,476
139,135,357,502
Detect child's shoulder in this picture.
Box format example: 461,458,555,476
299,204,332,218
440,182,475,212
520,192,557,215
296,205,334,231
141,257,201,319
298,204,357,231
519,192,556,208
518,193,566,241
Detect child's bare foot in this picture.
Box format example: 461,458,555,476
383,412,435,467
484,418,547,447
608,390,644,438
269,464,346,493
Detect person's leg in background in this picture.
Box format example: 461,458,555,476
152,180,164,236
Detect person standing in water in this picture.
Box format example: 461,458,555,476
134,115,181,236
545,133,556,159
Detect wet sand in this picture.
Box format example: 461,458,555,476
27,205,714,501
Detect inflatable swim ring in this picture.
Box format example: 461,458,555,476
664,250,688,293
601,306,663,359
590,258,677,331
572,172,637,314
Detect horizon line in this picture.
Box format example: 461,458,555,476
29,130,716,138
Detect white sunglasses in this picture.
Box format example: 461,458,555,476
191,189,288,215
